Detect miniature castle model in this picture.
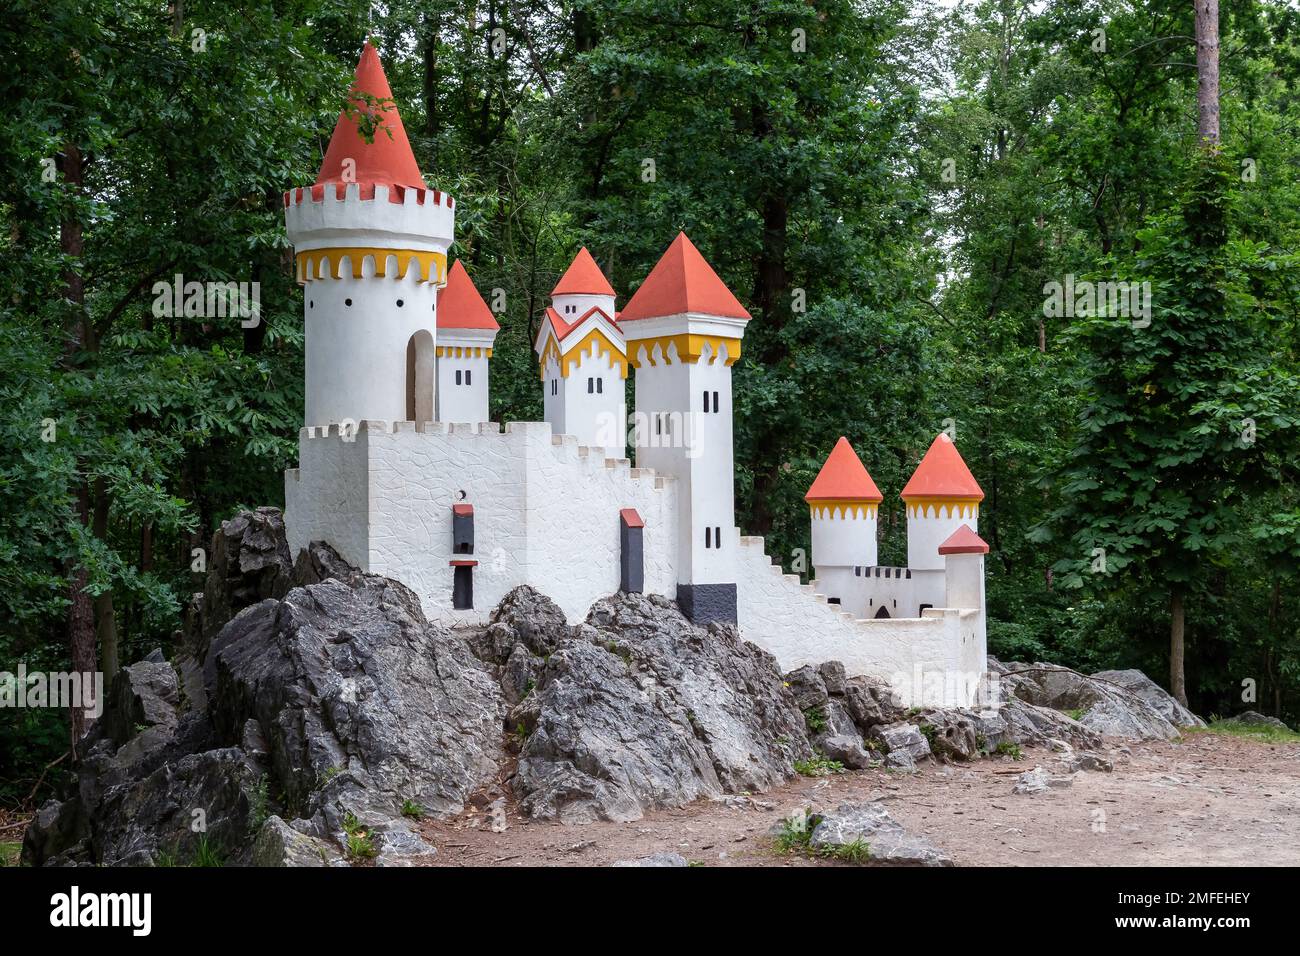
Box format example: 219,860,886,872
283,45,989,706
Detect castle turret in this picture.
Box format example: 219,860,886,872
285,43,453,427
435,260,498,423
622,232,750,624
901,434,984,570
533,247,627,457
806,437,883,604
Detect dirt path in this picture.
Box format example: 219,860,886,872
418,732,1300,866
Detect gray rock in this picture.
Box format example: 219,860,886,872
1093,669,1205,728
916,710,980,761
252,816,339,867
987,696,1102,750
884,749,917,771
500,643,538,706
1012,765,1074,794
810,803,953,866
372,822,438,867
209,572,504,820
998,661,1188,741
815,734,874,769
102,655,180,745
840,677,887,731
871,722,932,762
818,661,848,696
513,591,812,823
784,664,830,712
613,852,689,867
1218,710,1291,731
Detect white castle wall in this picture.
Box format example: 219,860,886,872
736,534,984,707
285,419,677,626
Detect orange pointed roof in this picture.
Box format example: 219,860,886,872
552,247,615,297
900,434,984,499
805,437,883,502
437,261,499,331
938,524,989,555
619,233,750,322
316,42,426,189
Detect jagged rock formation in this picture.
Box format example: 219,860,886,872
994,659,1203,740
480,588,813,824
25,508,816,864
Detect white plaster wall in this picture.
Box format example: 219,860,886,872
435,352,491,423
560,342,627,460
286,418,677,627
284,423,373,569
303,264,437,427
735,535,983,707
632,339,737,587
519,424,678,622
906,502,979,570
541,353,564,435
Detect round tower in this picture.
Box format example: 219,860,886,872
435,260,499,423
806,436,882,580
901,433,984,571
285,42,454,427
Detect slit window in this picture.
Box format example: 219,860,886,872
587,377,594,394
453,565,473,610
596,378,603,394
715,526,722,548
456,370,462,385
712,391,719,413
705,527,712,549
465,369,472,386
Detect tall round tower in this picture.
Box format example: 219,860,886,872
806,437,883,601
901,433,984,570
285,42,454,427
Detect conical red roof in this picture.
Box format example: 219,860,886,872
900,434,984,499
619,233,750,321
437,261,499,331
938,524,989,555
805,437,883,502
316,43,426,189
552,247,615,297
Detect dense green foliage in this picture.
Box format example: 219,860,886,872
1,0,1297,804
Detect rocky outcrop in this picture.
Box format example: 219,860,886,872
1216,710,1291,731
492,589,812,824
807,803,953,866
991,658,1201,741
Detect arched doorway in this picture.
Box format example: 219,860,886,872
874,605,891,619
406,330,434,423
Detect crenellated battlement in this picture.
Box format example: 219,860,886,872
284,181,455,258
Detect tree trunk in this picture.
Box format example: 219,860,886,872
93,480,119,688
1194,0,1220,149
61,140,97,751
1170,591,1187,707
422,13,440,158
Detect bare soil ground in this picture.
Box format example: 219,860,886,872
417,732,1300,866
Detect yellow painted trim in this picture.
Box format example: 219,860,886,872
808,501,880,519
538,328,628,380
296,247,447,285
627,334,742,368
436,346,493,359
903,498,981,519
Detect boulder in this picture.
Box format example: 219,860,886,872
1092,669,1205,728
251,816,341,867
511,591,812,823
809,803,953,866
1217,710,1291,731
870,722,932,763
784,665,830,712
1012,765,1074,795
995,660,1189,741
102,652,180,745
916,710,980,761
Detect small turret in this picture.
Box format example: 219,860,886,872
806,438,883,602
435,260,498,423
901,434,984,570
534,248,627,457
